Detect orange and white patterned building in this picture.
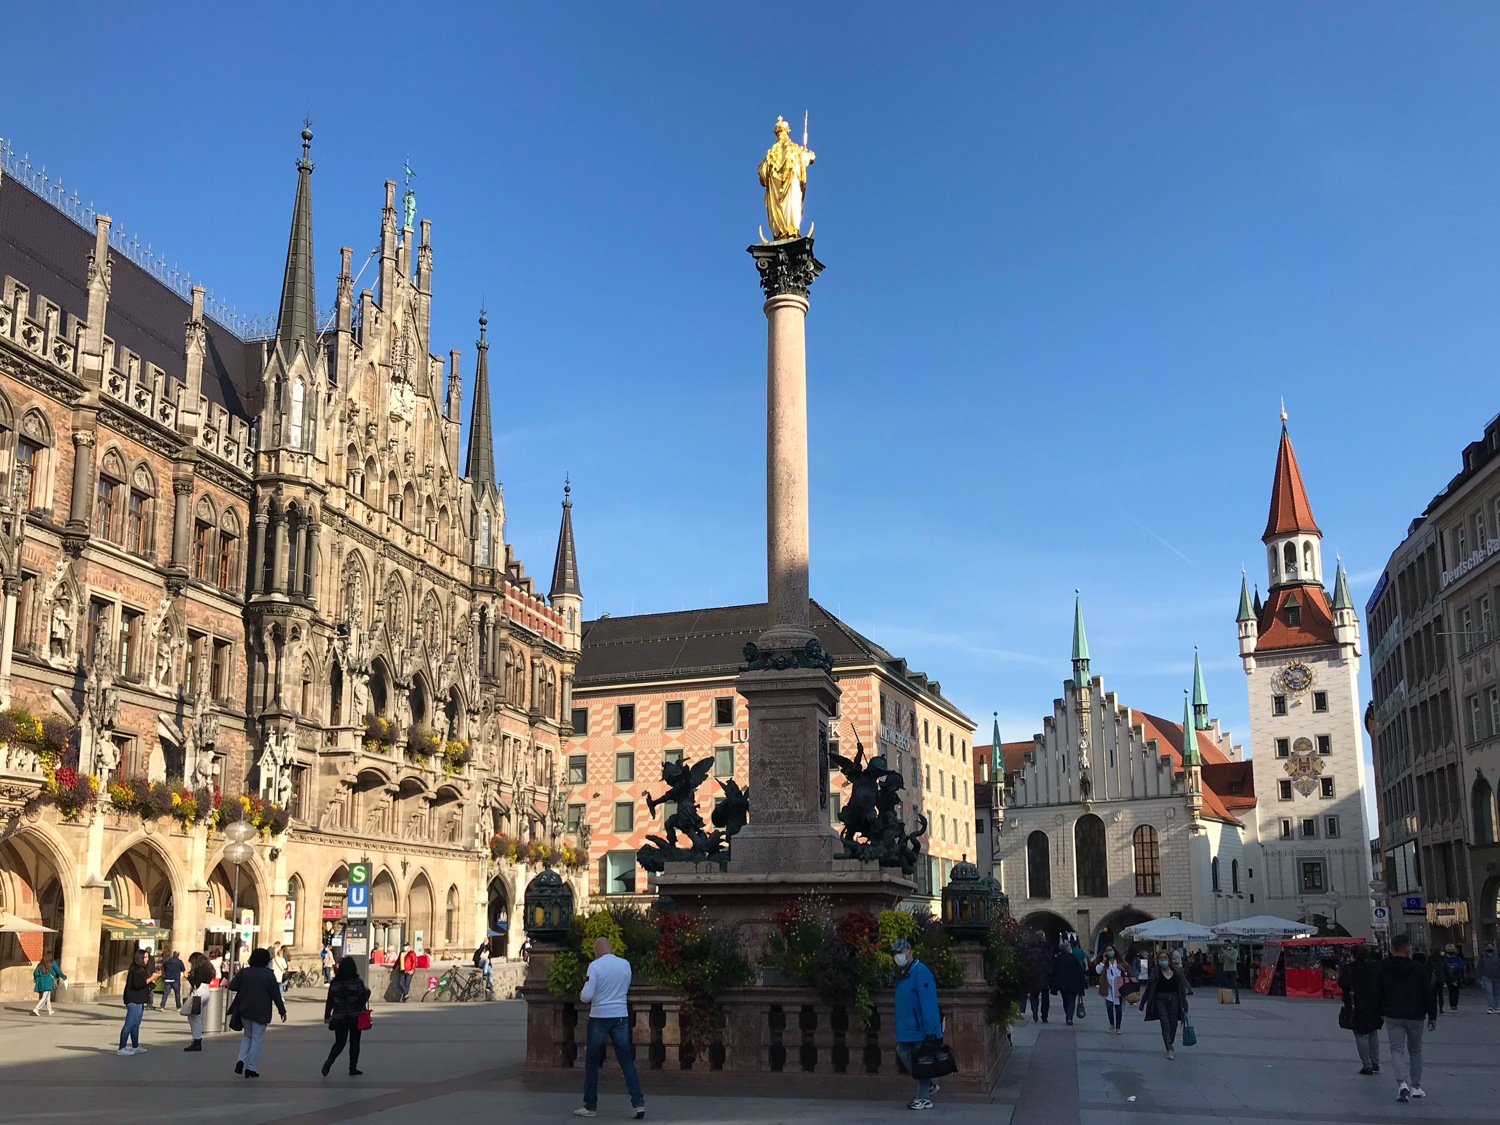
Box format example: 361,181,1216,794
565,601,977,905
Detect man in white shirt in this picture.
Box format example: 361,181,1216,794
574,937,645,1119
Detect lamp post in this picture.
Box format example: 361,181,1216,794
223,821,256,973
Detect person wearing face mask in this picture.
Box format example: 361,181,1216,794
1094,946,1132,1035
1049,942,1087,1026
1139,951,1189,1059
891,939,943,1112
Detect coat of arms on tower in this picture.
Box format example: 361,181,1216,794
1284,736,1323,796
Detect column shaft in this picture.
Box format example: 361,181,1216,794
764,292,812,638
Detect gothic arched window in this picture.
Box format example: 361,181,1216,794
1211,855,1221,892
1132,825,1161,896
1074,814,1108,897
1231,858,1241,894
1473,775,1497,845
289,377,306,450
1026,831,1051,899
478,511,492,566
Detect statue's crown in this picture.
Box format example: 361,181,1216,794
773,116,790,134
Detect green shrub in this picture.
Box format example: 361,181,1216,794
547,950,587,998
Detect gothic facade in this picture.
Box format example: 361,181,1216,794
0,129,582,1000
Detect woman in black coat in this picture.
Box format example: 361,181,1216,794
1336,945,1383,1074
322,956,372,1077
226,947,287,1079
1139,952,1190,1059
1049,947,1087,1025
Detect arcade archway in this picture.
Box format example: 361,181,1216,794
0,830,68,1000
1019,910,1071,948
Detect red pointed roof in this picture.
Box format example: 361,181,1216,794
1263,426,1322,541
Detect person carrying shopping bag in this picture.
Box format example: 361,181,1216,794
182,952,217,1052
1140,951,1190,1060
322,956,372,1077
226,947,288,1079
1094,945,1133,1035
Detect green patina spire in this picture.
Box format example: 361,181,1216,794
1182,689,1201,767
1191,647,1209,731
1332,556,1354,611
1071,590,1091,687
1237,571,1255,622
991,712,1003,781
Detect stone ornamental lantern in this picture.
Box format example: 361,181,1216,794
522,861,574,945
941,857,993,944
980,874,1009,920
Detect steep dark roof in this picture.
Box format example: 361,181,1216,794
272,125,318,367
575,600,967,719
549,485,581,599
0,174,262,418
465,312,496,489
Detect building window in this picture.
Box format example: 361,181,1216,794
114,735,144,780
116,608,142,678
1286,603,1301,628
95,475,121,540
217,525,239,588
1280,818,1293,839
1312,691,1328,713
664,700,684,730
211,640,232,702
613,801,634,833
570,707,588,735
1278,779,1293,800
1074,814,1108,897
85,599,110,664
1212,856,1221,892
1483,596,1494,643
477,511,491,565
15,436,42,510
567,755,587,785
125,490,151,555
1231,858,1240,893
1301,817,1318,839
288,765,308,822
1320,777,1335,799
938,768,944,796
830,793,843,826
602,850,635,894
1273,695,1287,717
616,704,636,733
565,804,584,833
664,747,683,767
1317,734,1332,756
714,697,734,727
1490,688,1500,740
1469,695,1483,743
1275,738,1290,758
924,765,931,790
184,631,205,697
1325,815,1340,838
1026,831,1051,898
714,745,733,777
1132,825,1161,896
1300,859,1326,893
614,753,634,782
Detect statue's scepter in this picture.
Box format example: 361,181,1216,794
802,110,808,148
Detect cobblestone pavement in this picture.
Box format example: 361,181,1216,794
1,986,1497,1123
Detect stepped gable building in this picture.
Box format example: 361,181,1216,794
1239,421,1373,938
0,129,581,1001
565,600,977,903
1367,411,1500,955
983,597,1256,951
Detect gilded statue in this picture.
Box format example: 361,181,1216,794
758,114,815,241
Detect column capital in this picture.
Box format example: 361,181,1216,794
173,478,194,497
748,237,824,300
72,430,96,449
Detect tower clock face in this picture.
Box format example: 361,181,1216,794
1279,661,1314,695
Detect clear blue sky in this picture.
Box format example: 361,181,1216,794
7,4,1499,794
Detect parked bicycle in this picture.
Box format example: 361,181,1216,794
421,967,493,1002
282,966,321,991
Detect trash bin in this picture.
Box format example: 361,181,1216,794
205,982,229,1034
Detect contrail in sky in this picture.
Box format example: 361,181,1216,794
1123,511,1193,565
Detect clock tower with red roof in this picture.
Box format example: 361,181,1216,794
1240,419,1374,938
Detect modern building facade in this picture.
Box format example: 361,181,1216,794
1368,412,1500,954
983,599,1257,952
565,601,978,905
0,132,582,1001
1239,423,1374,939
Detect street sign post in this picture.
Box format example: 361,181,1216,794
1372,905,1390,930
344,859,372,984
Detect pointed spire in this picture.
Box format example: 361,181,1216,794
1262,420,1322,541
1253,584,1263,617
1191,647,1209,730
1237,571,1255,622
464,308,496,490
991,713,1004,782
1182,690,1201,767
1332,556,1354,611
273,120,317,365
1071,590,1091,687
550,477,582,599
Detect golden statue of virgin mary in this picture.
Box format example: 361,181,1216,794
758,115,815,241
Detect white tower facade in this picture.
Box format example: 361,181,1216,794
1242,424,1374,938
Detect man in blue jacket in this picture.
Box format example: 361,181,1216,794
892,938,943,1112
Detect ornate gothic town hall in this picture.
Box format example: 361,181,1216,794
0,128,586,1001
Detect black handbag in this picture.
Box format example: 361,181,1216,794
1337,1004,1353,1031
910,1038,958,1081
227,999,243,1032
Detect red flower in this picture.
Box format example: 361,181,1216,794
56,766,79,790
835,909,879,954
773,899,803,938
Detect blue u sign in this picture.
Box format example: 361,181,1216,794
347,885,369,909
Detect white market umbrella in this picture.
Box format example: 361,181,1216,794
0,911,55,934
1120,918,1216,943
1211,915,1315,939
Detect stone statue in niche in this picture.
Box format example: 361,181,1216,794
49,597,74,662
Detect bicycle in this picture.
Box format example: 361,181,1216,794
283,966,321,991
421,967,492,1002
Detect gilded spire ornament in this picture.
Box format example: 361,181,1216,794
757,114,816,241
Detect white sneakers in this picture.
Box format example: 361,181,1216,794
572,1112,596,1119
1398,1083,1410,1103
1410,1086,1426,1098
907,1099,933,1111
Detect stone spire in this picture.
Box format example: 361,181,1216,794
273,120,317,367
991,712,1004,783
464,309,496,490
1191,647,1210,731
549,479,581,599
1071,591,1091,688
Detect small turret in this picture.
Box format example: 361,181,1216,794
1071,591,1091,689
1332,557,1359,652
1191,647,1210,731
1182,689,1203,827
1237,571,1259,672
990,713,1004,787
550,478,582,650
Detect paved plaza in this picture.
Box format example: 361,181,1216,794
1,987,1497,1124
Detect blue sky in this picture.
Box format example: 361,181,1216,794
6,3,1499,802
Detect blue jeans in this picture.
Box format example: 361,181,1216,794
896,1041,935,1101
119,1002,144,1049
582,1016,644,1111
159,979,180,1009
1482,977,1499,1010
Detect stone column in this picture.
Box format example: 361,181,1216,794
271,514,289,594
0,577,18,707
250,512,269,595
287,516,304,597
305,522,321,608
66,428,96,529
747,238,822,651
170,475,194,573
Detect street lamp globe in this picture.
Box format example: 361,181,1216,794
224,821,257,845
223,841,254,866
